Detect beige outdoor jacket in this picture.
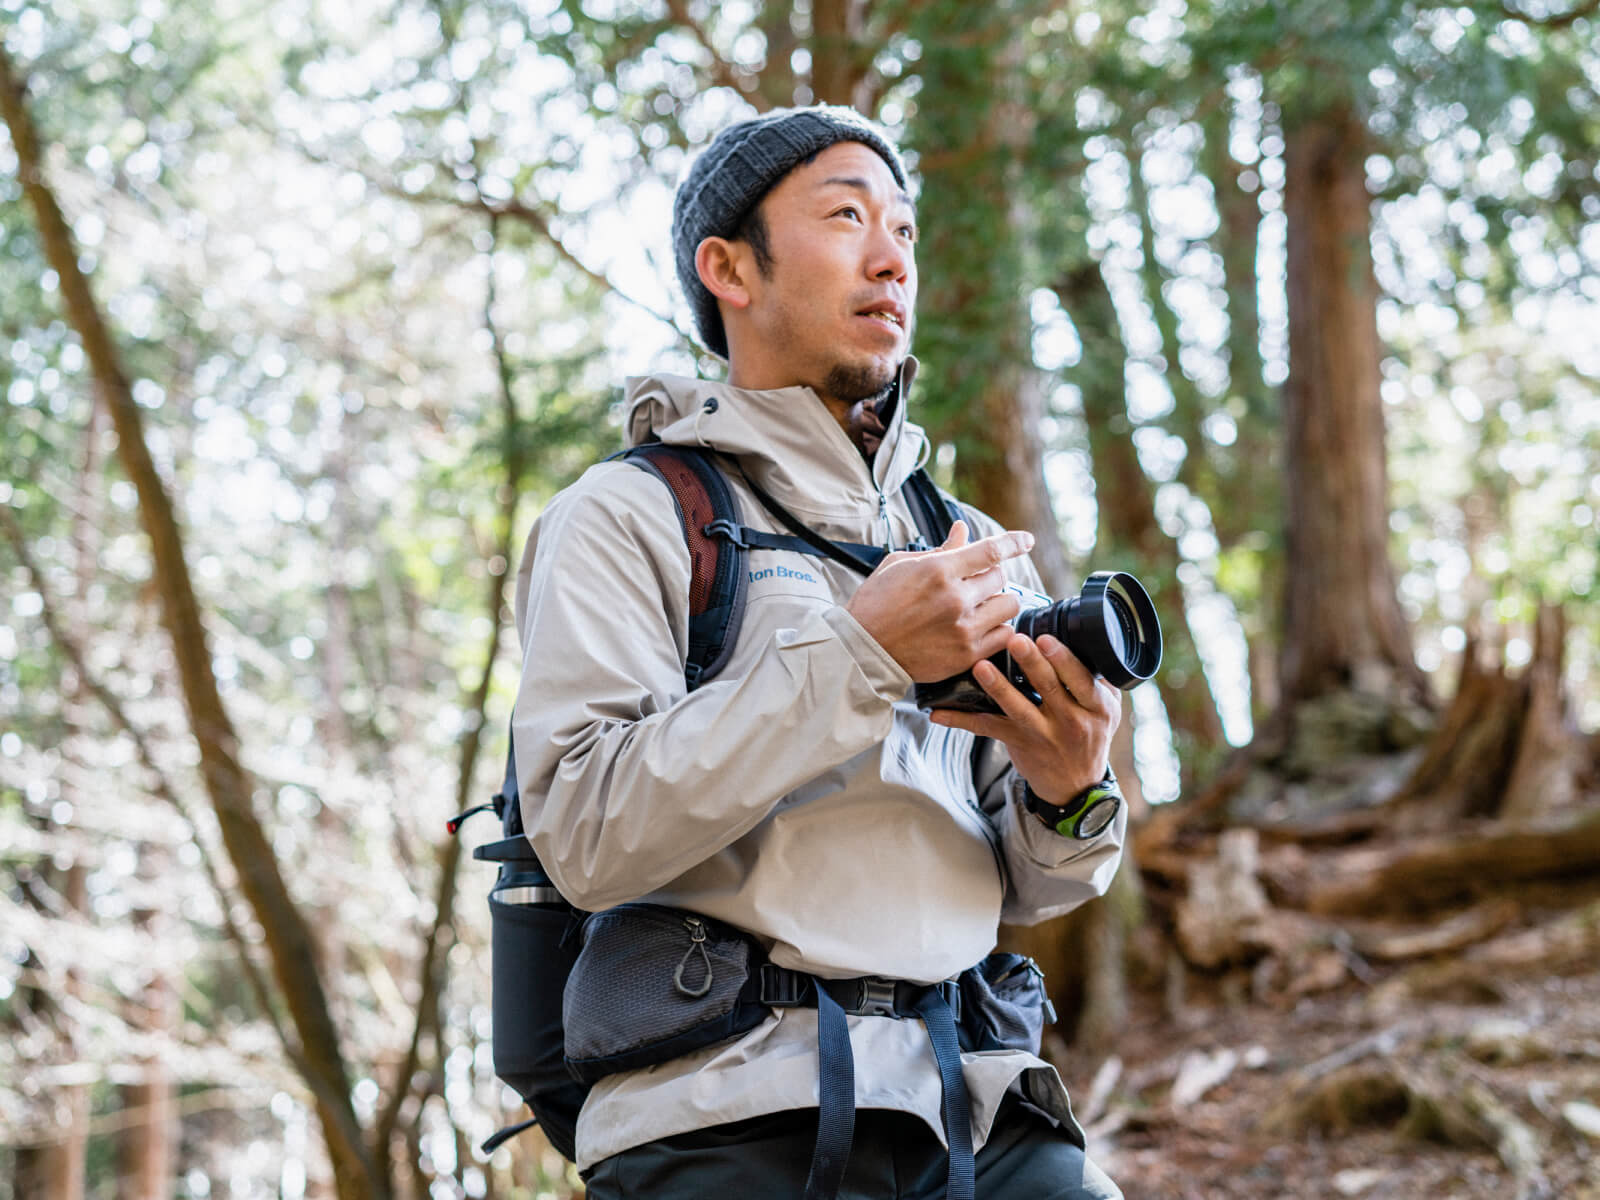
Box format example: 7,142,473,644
511,360,1126,1170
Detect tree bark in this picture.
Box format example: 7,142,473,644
1053,260,1225,780
118,850,177,1200
1279,100,1423,706
907,5,1070,589
807,0,872,109
13,866,89,1200
0,48,385,1200
1304,808,1600,916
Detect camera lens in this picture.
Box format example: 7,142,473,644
914,570,1162,713
1061,571,1161,688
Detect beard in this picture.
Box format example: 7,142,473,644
822,312,913,402
822,358,899,403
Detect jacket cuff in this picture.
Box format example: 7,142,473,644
1003,773,1120,866
822,605,913,702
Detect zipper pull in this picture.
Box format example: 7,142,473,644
877,490,891,550
674,917,714,998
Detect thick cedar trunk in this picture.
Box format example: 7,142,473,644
118,1057,176,1200
808,0,872,109
1280,103,1422,706
909,9,1070,590
0,50,384,1200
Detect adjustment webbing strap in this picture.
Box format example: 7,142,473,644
764,966,972,1200
803,982,855,1200
704,520,890,570
914,988,976,1200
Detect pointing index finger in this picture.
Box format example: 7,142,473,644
946,530,1034,578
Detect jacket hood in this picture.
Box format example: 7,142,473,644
622,358,929,520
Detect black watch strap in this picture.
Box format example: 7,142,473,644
1023,768,1122,840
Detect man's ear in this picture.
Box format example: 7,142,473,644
695,237,753,311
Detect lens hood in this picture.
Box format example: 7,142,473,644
1063,571,1162,689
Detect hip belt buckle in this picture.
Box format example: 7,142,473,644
851,977,901,1018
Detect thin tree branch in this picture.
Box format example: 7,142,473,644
242,113,687,337
374,208,527,1156
1496,0,1600,28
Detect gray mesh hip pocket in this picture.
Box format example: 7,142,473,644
957,953,1056,1055
563,904,771,1083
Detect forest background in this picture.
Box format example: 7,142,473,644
2,0,1598,1197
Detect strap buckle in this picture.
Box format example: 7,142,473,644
759,963,808,1007
851,977,901,1018
703,518,747,547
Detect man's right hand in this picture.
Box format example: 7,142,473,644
845,521,1034,682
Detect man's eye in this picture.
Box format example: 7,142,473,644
834,206,862,221
899,225,917,241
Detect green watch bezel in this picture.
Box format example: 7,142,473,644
1024,771,1122,840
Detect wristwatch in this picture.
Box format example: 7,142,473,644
1022,768,1122,840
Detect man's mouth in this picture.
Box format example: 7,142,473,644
857,302,906,330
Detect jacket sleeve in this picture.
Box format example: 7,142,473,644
959,507,1127,926
510,462,913,912
974,736,1127,925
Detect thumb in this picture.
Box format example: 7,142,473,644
940,519,970,551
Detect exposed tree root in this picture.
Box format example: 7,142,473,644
1262,1052,1549,1197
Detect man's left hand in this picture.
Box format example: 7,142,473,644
927,632,1121,806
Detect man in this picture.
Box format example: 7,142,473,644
512,105,1124,1199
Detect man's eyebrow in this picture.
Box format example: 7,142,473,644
819,176,916,210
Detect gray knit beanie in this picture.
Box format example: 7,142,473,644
672,105,909,358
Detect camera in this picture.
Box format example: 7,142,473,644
914,571,1162,714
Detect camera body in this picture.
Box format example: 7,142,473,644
914,571,1162,715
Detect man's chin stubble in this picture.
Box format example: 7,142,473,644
822,361,896,403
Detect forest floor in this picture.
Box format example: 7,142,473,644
1069,952,1600,1199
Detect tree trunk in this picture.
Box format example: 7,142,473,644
1053,260,1225,782
807,0,871,109
1279,101,1423,707
118,847,177,1200
906,4,1070,589
0,48,385,1200
13,866,89,1200
1392,604,1582,833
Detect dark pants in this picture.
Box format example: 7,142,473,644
582,1096,1122,1199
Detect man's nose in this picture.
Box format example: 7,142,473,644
867,225,911,282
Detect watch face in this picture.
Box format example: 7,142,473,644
1076,795,1119,839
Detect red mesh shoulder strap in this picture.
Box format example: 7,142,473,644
619,444,748,689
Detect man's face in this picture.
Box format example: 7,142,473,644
727,141,917,404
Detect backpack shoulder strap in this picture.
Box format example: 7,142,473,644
900,467,968,549
619,443,748,691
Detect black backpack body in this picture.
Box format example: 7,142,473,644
458,443,963,1159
